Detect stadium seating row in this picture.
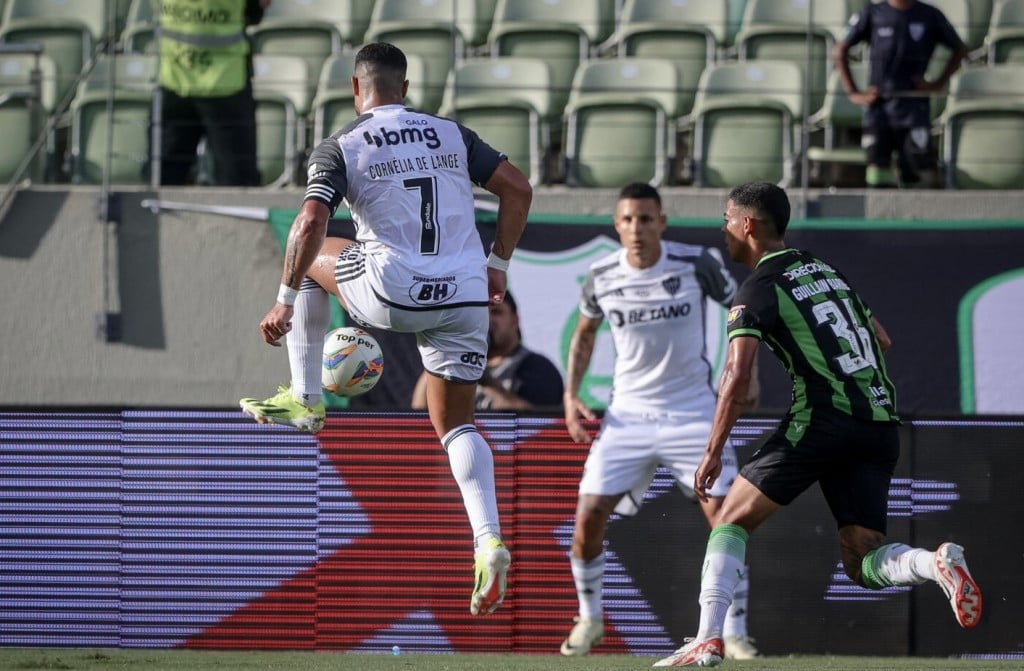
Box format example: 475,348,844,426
1,0,1023,189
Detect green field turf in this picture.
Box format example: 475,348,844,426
1,649,1020,671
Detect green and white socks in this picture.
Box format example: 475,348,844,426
697,524,749,640
861,543,935,589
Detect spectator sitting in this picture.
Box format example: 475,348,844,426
412,291,564,411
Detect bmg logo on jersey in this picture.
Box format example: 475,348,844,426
363,122,441,150
460,352,485,367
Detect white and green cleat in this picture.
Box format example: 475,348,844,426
240,385,325,434
470,537,511,616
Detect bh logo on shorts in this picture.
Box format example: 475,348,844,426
408,276,459,305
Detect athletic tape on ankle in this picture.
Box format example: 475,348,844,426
277,283,298,306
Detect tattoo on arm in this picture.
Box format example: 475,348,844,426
566,327,596,394
283,245,300,287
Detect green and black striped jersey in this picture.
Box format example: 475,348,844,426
727,248,899,422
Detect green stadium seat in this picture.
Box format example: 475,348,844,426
563,58,685,187
463,0,499,50
734,0,853,116
986,0,1024,64
251,54,311,186
68,53,157,184
488,0,613,117
613,0,729,117
248,0,374,115
112,0,133,40
806,62,870,184
941,65,1024,189
364,0,484,114
0,0,110,106
439,57,553,185
120,0,156,54
0,48,54,182
310,52,356,142
926,0,987,52
688,60,805,188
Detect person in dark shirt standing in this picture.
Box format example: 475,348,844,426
654,182,982,668
835,0,967,188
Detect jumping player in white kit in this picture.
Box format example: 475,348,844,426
560,183,759,659
239,42,533,617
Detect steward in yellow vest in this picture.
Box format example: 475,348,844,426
158,0,252,97
156,0,266,186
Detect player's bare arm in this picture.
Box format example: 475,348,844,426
563,314,601,443
915,38,966,93
696,335,759,500
739,348,761,412
834,40,879,107
260,200,330,346
870,315,892,352
483,160,532,303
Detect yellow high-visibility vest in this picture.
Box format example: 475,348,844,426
157,0,250,97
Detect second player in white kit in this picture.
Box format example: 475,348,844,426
560,183,760,660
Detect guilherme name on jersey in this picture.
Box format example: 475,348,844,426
791,277,851,302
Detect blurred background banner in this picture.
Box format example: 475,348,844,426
0,411,1020,659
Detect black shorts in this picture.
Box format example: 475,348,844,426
740,409,899,533
863,126,934,171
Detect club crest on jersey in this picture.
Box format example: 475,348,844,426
727,305,745,324
662,276,681,296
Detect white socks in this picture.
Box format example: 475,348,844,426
864,543,935,587
697,524,749,640
570,553,606,620
286,278,329,407
442,424,501,544
722,565,751,638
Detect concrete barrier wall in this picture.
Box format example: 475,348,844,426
1,185,1022,406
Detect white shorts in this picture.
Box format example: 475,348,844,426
578,407,740,516
334,243,488,383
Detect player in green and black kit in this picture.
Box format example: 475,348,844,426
654,182,982,668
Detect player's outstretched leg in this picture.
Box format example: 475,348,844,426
240,385,325,433
471,536,510,615
934,542,982,628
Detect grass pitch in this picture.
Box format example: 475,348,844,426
0,649,1021,671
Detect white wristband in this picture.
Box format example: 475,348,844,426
277,283,298,306
487,251,510,271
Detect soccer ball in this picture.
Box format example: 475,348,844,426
322,327,384,397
